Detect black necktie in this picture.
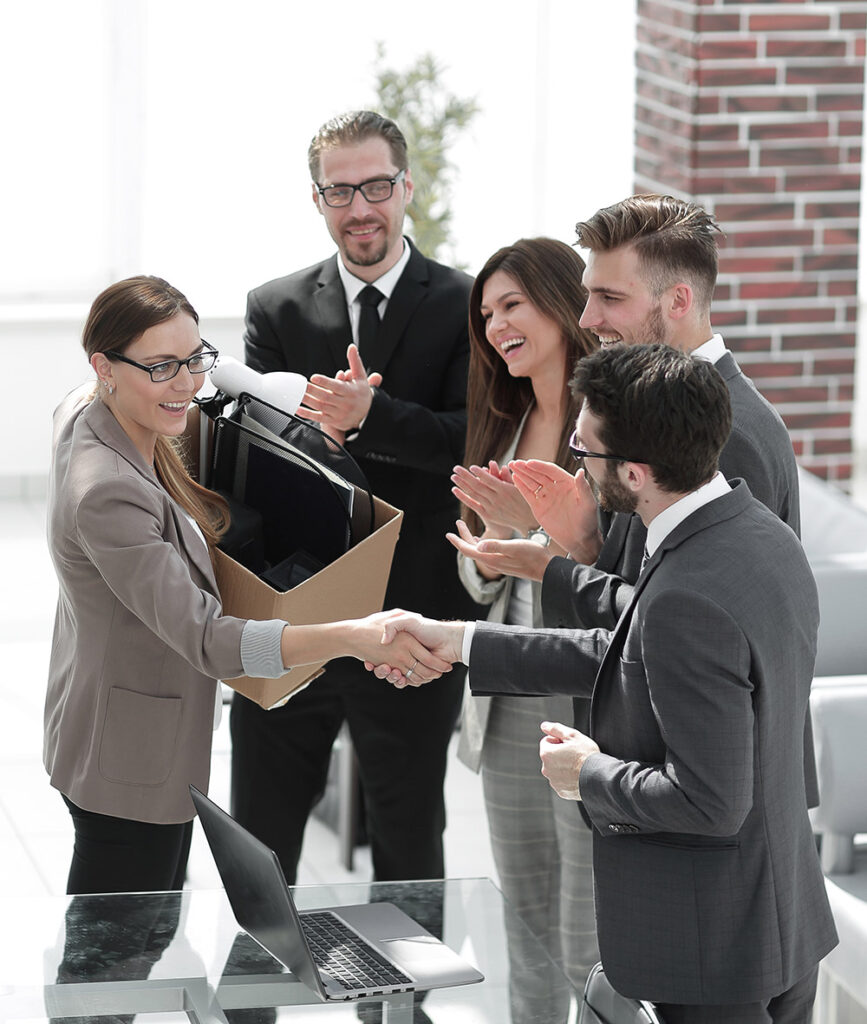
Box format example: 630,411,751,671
640,546,650,574
357,285,383,358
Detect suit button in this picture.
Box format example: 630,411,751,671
608,824,622,833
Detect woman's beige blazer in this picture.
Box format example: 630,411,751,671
44,386,248,823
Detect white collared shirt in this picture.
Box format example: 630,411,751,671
645,471,731,557
691,333,727,365
336,239,411,344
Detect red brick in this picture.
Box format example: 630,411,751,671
711,309,749,327
725,94,810,114
699,65,778,88
791,438,806,457
697,147,751,168
823,226,860,246
727,229,815,248
635,78,696,115
828,281,858,297
692,173,781,195
814,438,855,456
757,307,836,325
838,383,856,401
839,117,864,136
760,386,833,405
713,283,733,301
748,121,830,142
719,254,797,273
787,65,866,86
748,14,831,32
782,410,851,429
817,93,865,112
637,23,696,60
784,172,861,191
841,12,867,30
803,252,859,272
815,357,857,375
696,13,742,33
804,201,861,219
697,38,758,60
715,200,795,222
698,94,722,115
726,334,775,353
766,39,848,59
780,331,857,350
759,145,842,167
738,280,818,300
857,36,867,58
697,122,740,143
845,144,862,164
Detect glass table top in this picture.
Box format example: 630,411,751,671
0,877,579,1023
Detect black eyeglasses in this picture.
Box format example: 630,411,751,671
317,169,406,208
106,339,218,383
568,427,639,464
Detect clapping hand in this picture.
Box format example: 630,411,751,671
451,461,537,536
446,519,552,583
509,459,602,564
296,344,383,442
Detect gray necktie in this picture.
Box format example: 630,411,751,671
357,285,383,358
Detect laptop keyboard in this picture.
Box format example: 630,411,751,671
302,911,414,992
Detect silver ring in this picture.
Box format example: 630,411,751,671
406,657,418,680
405,668,414,680
534,484,543,499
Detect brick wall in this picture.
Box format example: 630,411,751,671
634,0,867,483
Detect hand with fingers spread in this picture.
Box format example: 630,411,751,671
510,458,602,564
451,460,538,536
446,518,553,583
363,611,465,688
539,720,600,801
295,344,383,441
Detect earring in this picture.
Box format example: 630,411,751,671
102,380,114,395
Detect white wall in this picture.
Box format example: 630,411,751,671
0,0,637,492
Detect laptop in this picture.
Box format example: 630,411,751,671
190,786,484,1002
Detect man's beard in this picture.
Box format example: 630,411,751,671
588,466,639,514
637,302,668,346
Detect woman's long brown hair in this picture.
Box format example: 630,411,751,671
462,238,598,535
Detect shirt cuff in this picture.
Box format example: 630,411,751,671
240,619,289,678
461,622,476,666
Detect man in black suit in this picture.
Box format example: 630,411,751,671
230,110,478,885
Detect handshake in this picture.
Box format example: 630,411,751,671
362,611,466,687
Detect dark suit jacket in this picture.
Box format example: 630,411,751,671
244,240,479,619
469,481,837,1004
539,349,819,808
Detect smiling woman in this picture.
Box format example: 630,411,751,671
43,275,450,898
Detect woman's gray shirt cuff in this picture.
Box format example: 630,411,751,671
240,619,288,678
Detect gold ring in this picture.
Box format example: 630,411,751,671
534,484,543,498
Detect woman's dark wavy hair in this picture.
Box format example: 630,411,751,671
463,238,598,534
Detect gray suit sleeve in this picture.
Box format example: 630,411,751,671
469,620,609,699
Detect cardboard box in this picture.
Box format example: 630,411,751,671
214,496,402,709
181,406,403,709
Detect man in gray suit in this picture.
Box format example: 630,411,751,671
376,344,837,1022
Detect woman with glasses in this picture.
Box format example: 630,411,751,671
448,239,598,1021
44,275,447,896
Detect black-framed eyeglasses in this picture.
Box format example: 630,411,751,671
105,339,218,383
568,427,639,464
316,169,406,208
